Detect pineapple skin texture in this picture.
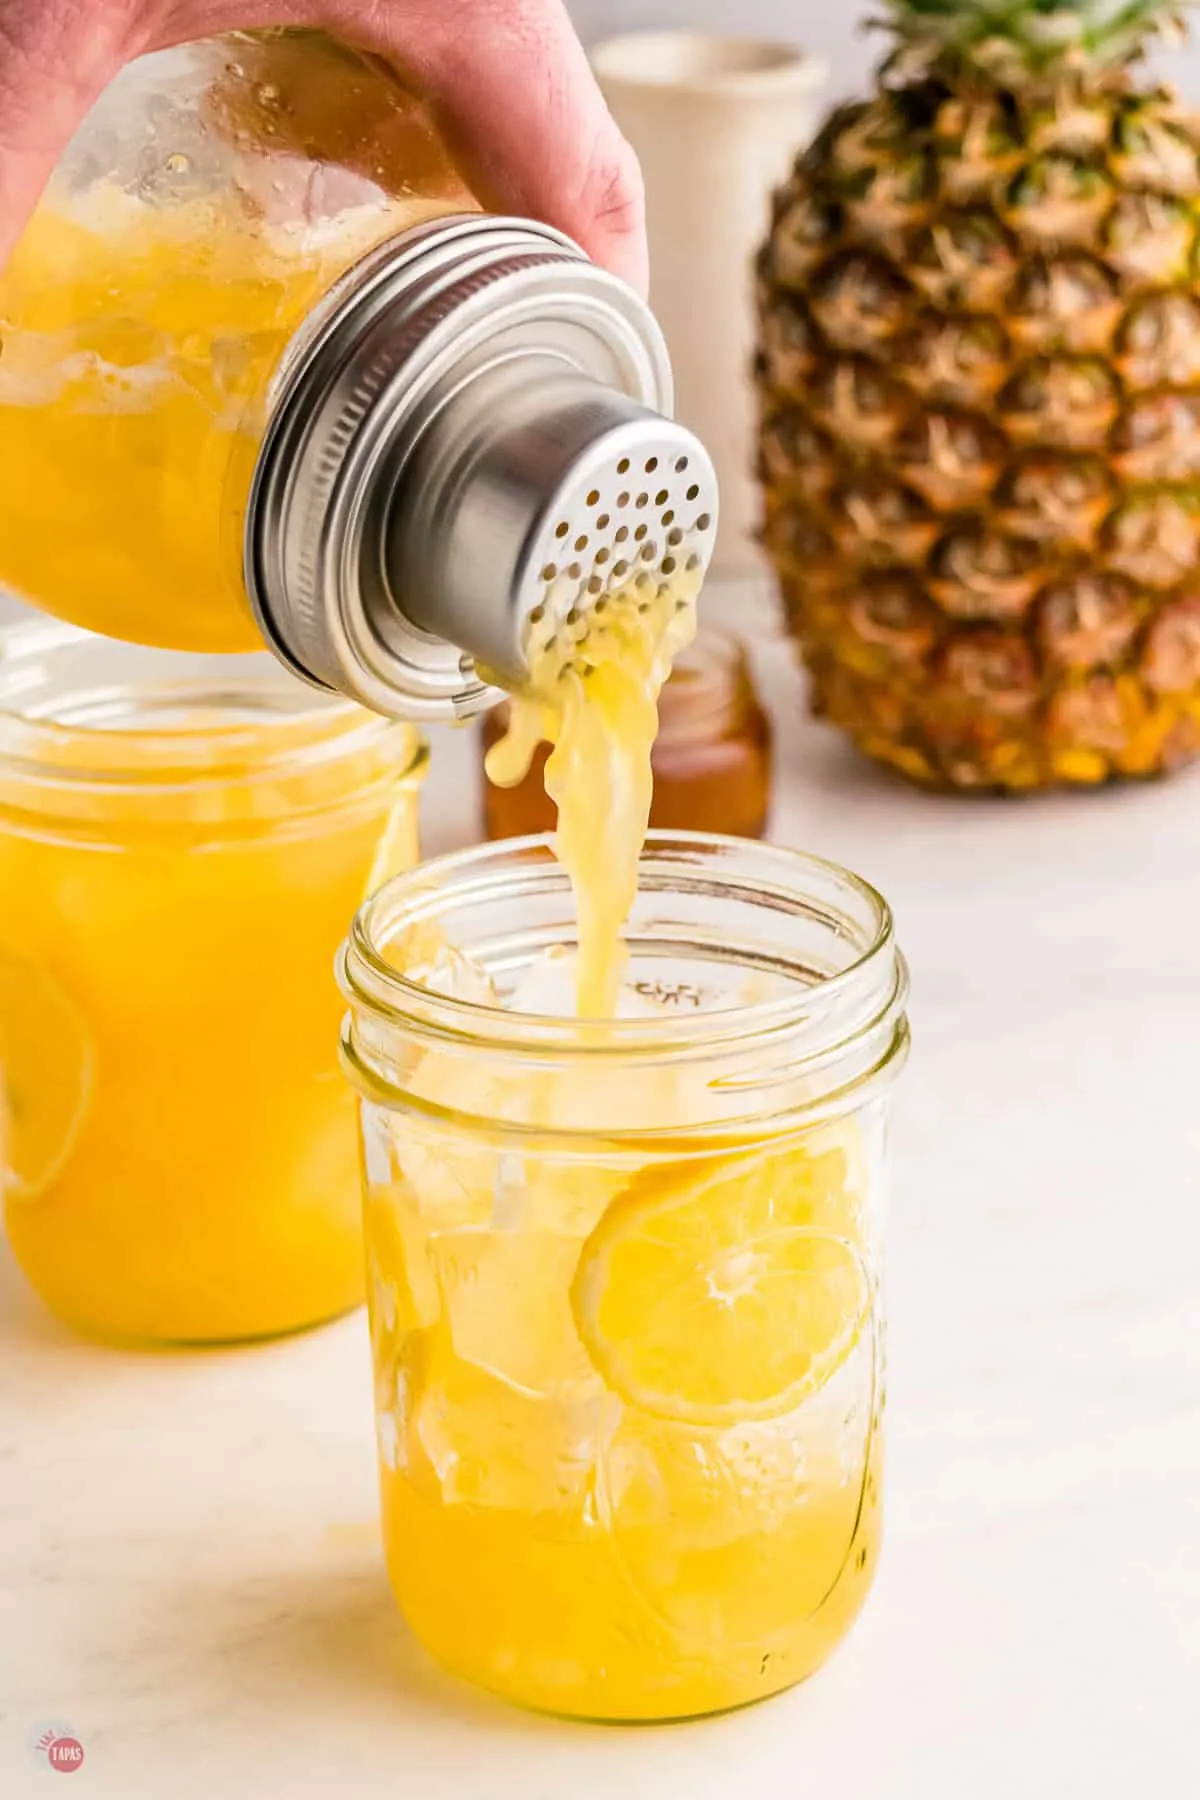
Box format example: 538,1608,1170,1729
755,77,1200,792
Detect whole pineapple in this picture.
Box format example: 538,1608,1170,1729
756,0,1200,790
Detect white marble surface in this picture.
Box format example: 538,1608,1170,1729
2,578,1200,1796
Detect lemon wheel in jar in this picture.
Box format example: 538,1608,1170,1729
0,943,94,1202
0,622,425,1342
571,1132,872,1428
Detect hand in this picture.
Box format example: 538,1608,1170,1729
0,0,647,289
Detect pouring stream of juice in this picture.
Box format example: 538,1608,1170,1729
485,572,701,1016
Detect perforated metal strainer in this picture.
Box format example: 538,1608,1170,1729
247,215,719,720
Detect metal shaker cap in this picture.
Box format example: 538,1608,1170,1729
246,214,718,720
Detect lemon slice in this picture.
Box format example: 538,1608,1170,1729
0,943,94,1202
571,1136,872,1426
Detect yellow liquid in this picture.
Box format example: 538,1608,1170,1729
367,1119,882,1719
367,576,884,1718
0,191,453,653
0,703,421,1342
0,28,476,652
485,575,699,1015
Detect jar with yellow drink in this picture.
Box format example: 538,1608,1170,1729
0,28,718,727
0,618,423,1342
339,832,909,1719
0,29,475,659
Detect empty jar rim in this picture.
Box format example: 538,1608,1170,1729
0,616,416,783
339,832,910,1141
0,616,423,837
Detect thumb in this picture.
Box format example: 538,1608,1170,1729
0,0,648,295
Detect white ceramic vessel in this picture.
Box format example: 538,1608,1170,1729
592,32,826,575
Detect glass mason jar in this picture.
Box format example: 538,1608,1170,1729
0,29,475,655
0,30,716,725
0,618,424,1342
339,834,909,1720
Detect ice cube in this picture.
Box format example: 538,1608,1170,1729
408,1328,615,1514
364,1184,442,1333
361,1104,394,1189
715,1330,877,1517
430,1226,600,1398
491,1152,525,1231
376,1408,401,1472
409,943,499,1007
394,1135,493,1229
598,1361,876,1647
508,944,577,1017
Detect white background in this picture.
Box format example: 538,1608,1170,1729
570,0,1200,102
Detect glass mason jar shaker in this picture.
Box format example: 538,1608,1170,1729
339,834,909,1720
0,29,719,718
0,618,423,1342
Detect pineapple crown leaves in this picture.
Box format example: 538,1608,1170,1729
874,0,1188,83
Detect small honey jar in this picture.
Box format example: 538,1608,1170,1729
482,626,772,840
